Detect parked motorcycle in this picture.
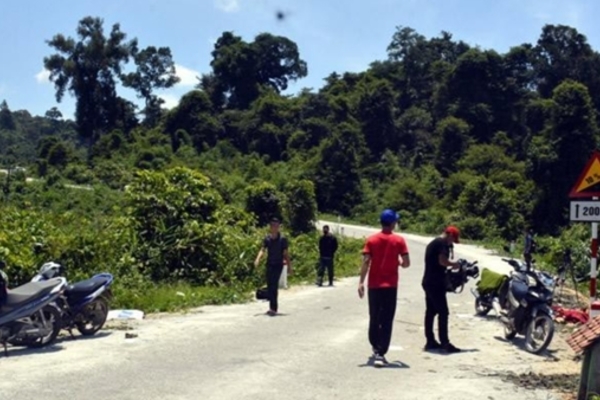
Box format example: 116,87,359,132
471,267,510,317
30,262,114,338
0,274,67,356
497,257,556,354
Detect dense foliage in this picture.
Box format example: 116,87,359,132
1,17,599,307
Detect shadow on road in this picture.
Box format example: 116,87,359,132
252,312,291,317
2,343,65,359
493,335,559,359
55,330,113,344
358,356,411,369
358,356,410,369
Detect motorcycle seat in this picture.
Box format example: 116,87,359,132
66,276,110,297
2,278,63,311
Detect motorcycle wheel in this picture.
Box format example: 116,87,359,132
475,298,492,316
524,313,554,354
9,304,62,348
76,297,109,336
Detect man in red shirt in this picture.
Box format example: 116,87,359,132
358,209,410,367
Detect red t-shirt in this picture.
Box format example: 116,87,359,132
362,231,409,289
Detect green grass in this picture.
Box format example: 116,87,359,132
107,233,365,314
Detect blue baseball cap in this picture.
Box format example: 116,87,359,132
380,209,400,224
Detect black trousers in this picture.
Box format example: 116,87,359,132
368,287,397,357
423,285,450,345
317,257,334,285
266,263,284,312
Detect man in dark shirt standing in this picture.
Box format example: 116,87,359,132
317,225,338,287
254,217,292,316
422,226,461,353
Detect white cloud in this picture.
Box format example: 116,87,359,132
215,0,240,13
159,93,180,110
174,64,200,87
35,68,51,84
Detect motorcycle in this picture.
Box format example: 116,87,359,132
445,259,480,293
497,257,556,354
0,273,67,356
30,262,114,338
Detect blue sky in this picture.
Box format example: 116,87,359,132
0,0,598,119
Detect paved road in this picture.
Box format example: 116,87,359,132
0,222,567,400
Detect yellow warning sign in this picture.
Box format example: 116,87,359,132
576,157,600,192
570,151,600,198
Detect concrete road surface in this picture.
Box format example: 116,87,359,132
0,221,569,400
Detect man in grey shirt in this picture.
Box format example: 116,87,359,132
254,218,292,316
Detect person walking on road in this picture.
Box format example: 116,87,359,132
422,226,462,354
254,217,292,316
358,209,410,368
317,225,338,287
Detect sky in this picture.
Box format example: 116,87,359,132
0,0,599,119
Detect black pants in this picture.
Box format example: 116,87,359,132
266,263,284,312
423,285,450,345
368,287,397,357
317,257,334,285
524,253,532,269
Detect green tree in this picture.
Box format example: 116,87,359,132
43,16,179,148
0,100,15,131
435,116,471,176
314,122,364,215
203,31,308,109
245,181,284,226
284,180,317,235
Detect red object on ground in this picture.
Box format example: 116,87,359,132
552,305,590,325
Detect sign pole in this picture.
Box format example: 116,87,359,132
592,197,599,318
592,197,598,301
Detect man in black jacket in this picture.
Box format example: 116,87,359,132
422,226,462,353
317,225,338,287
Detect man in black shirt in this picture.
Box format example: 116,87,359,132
317,225,338,287
254,217,292,316
422,226,461,353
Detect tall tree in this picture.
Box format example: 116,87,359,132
43,16,179,148
0,100,15,131
202,31,308,109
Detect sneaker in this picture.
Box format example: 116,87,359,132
266,310,277,316
373,354,387,368
424,341,442,351
442,343,461,353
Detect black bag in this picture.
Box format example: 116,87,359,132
255,287,269,300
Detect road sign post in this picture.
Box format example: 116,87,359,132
570,150,600,318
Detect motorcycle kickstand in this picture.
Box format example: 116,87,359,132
67,328,76,340
2,342,7,357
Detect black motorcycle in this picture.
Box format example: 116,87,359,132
497,257,556,354
445,259,480,293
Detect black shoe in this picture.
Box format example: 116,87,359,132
424,341,442,351
442,343,461,353
373,354,388,368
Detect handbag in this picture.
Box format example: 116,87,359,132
255,287,269,300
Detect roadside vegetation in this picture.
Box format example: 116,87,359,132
0,17,597,311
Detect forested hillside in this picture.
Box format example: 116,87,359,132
0,17,597,309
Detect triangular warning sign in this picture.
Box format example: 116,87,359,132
570,150,600,198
